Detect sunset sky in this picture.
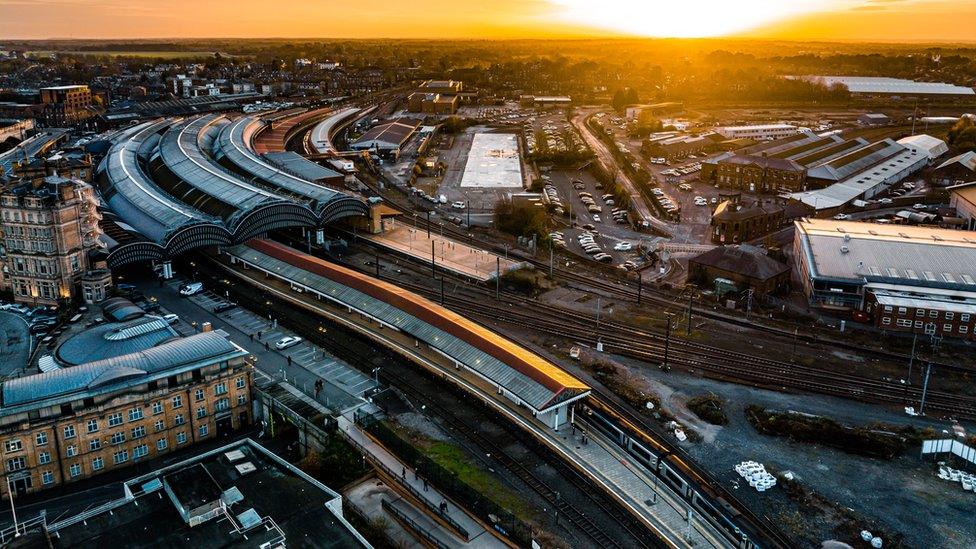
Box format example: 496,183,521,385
1,0,973,41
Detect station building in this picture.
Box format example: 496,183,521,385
0,330,252,498
39,85,93,126
793,218,976,339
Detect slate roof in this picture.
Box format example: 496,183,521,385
690,245,789,281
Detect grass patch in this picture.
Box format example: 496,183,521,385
745,405,934,459
686,394,728,425
424,442,531,519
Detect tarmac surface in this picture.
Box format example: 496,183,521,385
0,311,31,378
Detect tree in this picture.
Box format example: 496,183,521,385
494,199,549,240
948,117,976,153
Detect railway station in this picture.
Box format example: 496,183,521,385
225,238,589,429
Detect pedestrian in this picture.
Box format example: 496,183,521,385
249,333,253,341
423,478,428,492
401,466,406,479
287,356,292,366
264,342,269,351
257,330,262,339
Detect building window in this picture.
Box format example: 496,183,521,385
897,307,907,315
172,395,184,409
930,310,938,318
110,432,125,445
914,321,923,329
35,432,47,446
883,305,892,313
195,389,205,402
92,457,104,471
896,319,912,327
113,451,128,464
69,464,82,478
128,408,143,422
6,457,26,472
66,445,77,457
236,376,245,390
237,395,247,406
87,419,99,433
152,401,163,415
154,420,165,432
39,452,51,465
174,414,185,426
4,439,22,452
63,425,76,439
42,471,54,485
962,314,970,323
131,426,146,439
156,438,168,451
915,309,924,316
881,317,891,326
176,432,187,445
961,326,970,334
215,398,229,412
133,445,148,460
946,312,955,320
944,324,953,332
108,413,123,427
198,425,209,438
89,439,101,451
214,382,227,396
196,407,207,419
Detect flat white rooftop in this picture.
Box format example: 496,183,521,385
807,76,975,96
460,133,523,188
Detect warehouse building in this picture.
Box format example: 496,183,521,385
858,113,891,126
949,181,976,230
789,135,946,213
714,154,806,193
804,76,976,97
932,151,976,187
716,124,799,140
793,219,976,339
710,197,786,244
349,118,422,159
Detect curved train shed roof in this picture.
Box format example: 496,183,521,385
98,115,370,267
236,239,590,411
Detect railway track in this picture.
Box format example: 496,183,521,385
330,242,976,419
353,177,964,374
379,366,658,549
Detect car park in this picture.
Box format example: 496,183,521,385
180,282,204,296
275,336,303,350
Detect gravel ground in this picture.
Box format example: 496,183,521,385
611,353,976,548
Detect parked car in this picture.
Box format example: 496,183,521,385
179,282,204,296
451,201,466,209
4,304,31,315
833,213,851,220
162,313,179,325
614,242,633,251
214,302,237,314
592,215,601,223
275,336,303,350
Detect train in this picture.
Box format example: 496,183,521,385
580,399,789,549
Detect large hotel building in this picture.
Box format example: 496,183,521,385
0,329,252,498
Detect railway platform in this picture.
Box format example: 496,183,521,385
213,241,732,548
362,222,523,282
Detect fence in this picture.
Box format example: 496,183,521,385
922,439,976,467
382,499,452,549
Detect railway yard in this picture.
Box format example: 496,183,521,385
4,63,976,549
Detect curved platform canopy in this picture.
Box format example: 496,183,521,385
214,115,368,224
97,115,369,268
309,107,363,155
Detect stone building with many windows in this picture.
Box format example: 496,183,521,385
0,174,102,305
0,331,252,498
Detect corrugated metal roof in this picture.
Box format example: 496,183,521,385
100,120,217,243
214,116,342,204
3,332,242,411
309,107,361,154
810,76,975,96
796,219,976,288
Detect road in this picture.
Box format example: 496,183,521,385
571,108,671,236
0,311,31,378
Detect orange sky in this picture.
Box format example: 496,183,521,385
0,0,973,41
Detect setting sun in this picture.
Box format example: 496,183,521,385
550,0,837,38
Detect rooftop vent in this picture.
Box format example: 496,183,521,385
235,462,257,475
841,246,850,254
844,234,851,242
